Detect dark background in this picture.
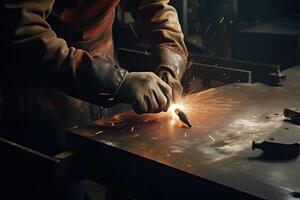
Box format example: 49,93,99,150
114,0,300,67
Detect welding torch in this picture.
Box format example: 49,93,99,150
175,108,192,128
162,70,191,128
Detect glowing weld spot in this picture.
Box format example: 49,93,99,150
170,119,176,126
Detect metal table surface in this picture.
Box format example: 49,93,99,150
68,66,300,200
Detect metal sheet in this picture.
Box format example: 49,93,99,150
68,66,300,200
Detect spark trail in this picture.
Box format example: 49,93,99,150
113,88,239,127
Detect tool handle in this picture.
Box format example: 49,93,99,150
284,108,300,118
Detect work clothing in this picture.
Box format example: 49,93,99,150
0,0,187,199
1,0,187,151
0,0,188,151
1,0,187,105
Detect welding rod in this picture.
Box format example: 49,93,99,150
175,108,192,128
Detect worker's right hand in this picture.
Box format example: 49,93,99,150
117,72,172,114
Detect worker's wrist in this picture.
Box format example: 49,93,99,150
153,47,188,81
156,66,178,80
91,59,128,97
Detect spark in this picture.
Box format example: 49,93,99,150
112,88,239,128
95,130,103,135
196,22,200,33
170,119,176,126
165,88,239,126
219,17,225,24
130,133,139,138
208,135,216,141
145,50,149,55
131,126,135,132
205,24,211,35
129,23,138,38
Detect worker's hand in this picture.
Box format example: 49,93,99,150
117,72,172,114
158,71,183,103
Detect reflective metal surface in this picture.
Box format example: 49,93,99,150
69,66,300,200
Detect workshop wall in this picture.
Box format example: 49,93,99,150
114,0,300,66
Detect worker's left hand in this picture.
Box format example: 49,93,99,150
154,47,187,103
158,70,183,103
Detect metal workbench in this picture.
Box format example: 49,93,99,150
67,66,300,200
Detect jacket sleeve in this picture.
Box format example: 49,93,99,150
0,0,127,105
134,0,188,80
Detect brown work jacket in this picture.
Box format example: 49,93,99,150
0,0,188,155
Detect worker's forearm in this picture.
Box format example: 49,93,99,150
1,0,127,104
134,0,188,80
137,0,188,58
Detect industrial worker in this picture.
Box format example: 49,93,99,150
0,0,187,199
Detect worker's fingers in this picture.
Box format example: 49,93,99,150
132,95,148,114
144,95,152,113
158,80,172,111
171,81,183,103
153,87,167,112
147,91,159,113
164,93,171,112
161,72,170,84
